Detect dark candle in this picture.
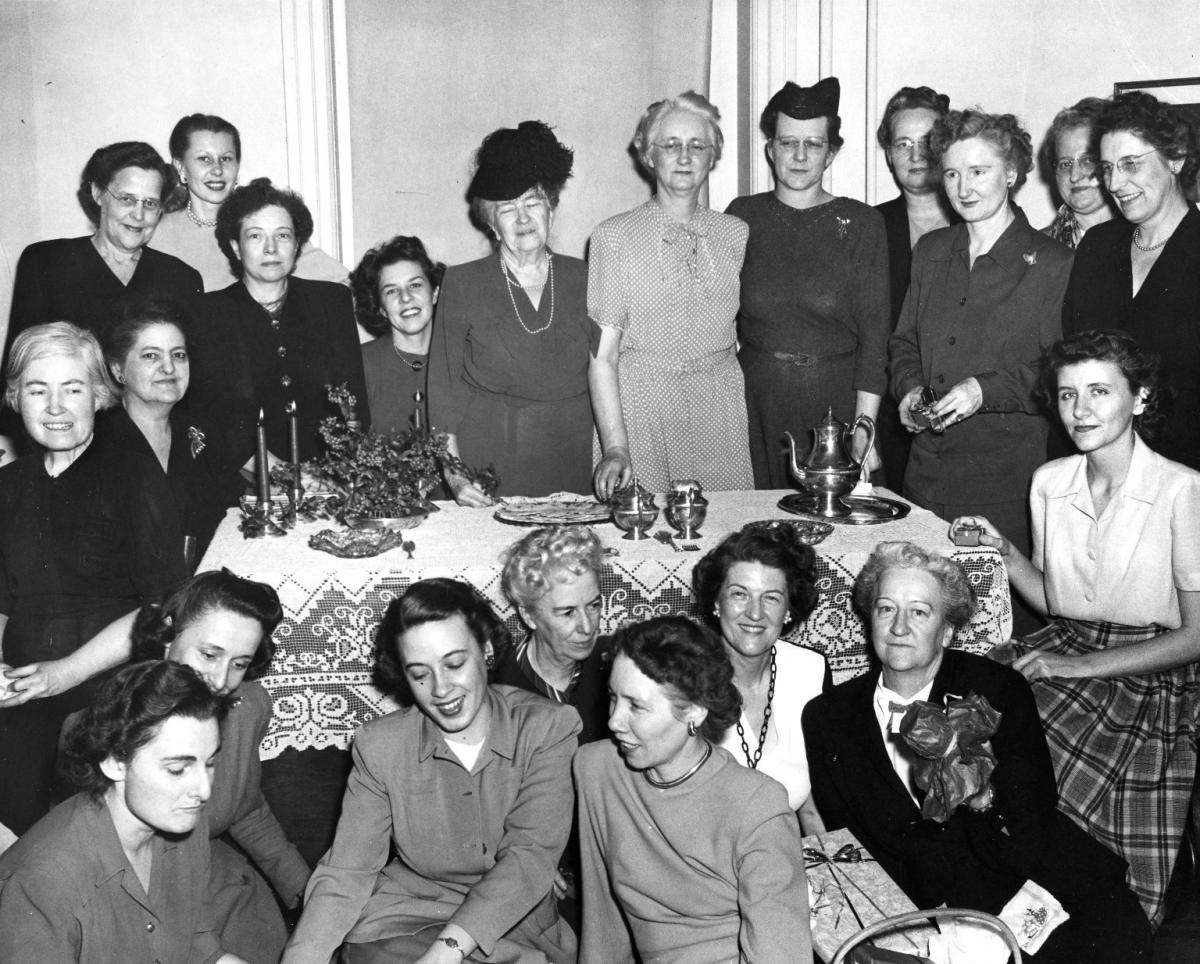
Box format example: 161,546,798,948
256,409,270,504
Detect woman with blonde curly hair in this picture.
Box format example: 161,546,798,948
498,524,609,742
889,108,1073,631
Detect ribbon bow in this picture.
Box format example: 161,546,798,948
803,843,869,869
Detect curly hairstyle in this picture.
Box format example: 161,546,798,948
875,86,950,150
215,177,314,278
501,525,606,611
131,569,283,681
633,90,725,173
60,660,231,800
4,321,117,413
374,578,510,704
1037,329,1165,441
76,141,175,225
100,297,193,386
1096,91,1200,197
930,108,1034,192
854,542,977,630
692,523,818,636
1038,96,1108,184
612,616,741,741
350,236,446,336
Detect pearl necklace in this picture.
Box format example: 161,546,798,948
735,648,777,769
1132,226,1170,252
501,253,554,334
643,740,712,789
185,199,218,228
392,345,426,371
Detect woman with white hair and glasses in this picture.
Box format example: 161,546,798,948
589,91,753,497
0,322,186,835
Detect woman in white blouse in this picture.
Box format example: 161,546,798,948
954,329,1200,927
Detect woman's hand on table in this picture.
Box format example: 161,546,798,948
0,659,75,706
593,446,633,501
447,474,495,508
948,515,1010,555
930,377,983,426
1013,649,1082,681
898,387,927,434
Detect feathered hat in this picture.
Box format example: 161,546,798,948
467,120,574,202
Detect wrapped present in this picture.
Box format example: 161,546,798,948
802,828,935,962
898,692,1001,823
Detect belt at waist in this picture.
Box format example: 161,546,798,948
741,341,856,367
619,346,737,373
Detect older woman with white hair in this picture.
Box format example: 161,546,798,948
590,91,753,497
0,322,186,835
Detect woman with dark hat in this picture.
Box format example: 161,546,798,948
727,77,891,489
428,122,592,503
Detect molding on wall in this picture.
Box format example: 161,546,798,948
279,0,353,266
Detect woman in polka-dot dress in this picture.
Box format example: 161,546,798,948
589,91,754,498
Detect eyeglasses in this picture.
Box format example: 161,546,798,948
105,186,162,214
889,136,930,156
1054,155,1098,176
773,136,829,155
652,139,714,159
1096,149,1159,181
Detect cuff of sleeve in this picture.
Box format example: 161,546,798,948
449,903,500,957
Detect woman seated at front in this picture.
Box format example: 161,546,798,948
283,578,579,964
575,616,811,963
803,542,1151,963
0,660,247,964
958,330,1200,927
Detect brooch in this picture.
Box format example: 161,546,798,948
836,216,851,241
188,426,207,459
1022,250,1038,265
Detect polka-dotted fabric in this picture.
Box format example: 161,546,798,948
588,201,754,491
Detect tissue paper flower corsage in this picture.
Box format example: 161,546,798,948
897,691,1001,823
188,425,206,459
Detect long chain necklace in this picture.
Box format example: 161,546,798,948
736,648,777,769
1132,226,1170,252
643,740,712,789
391,345,426,371
501,252,554,334
185,199,218,228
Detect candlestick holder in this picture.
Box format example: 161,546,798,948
238,495,290,538
284,484,305,526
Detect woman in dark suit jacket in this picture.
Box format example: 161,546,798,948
191,178,367,466
803,542,1150,963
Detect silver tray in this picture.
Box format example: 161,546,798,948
777,493,911,525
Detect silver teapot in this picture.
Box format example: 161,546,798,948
784,408,876,517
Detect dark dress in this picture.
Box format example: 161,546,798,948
93,406,244,563
1062,207,1200,470
360,336,428,437
191,278,369,464
0,443,187,833
725,193,890,489
874,196,916,490
428,252,592,497
803,649,1152,964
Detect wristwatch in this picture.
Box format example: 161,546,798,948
436,936,467,960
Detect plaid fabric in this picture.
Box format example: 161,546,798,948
1008,619,1200,927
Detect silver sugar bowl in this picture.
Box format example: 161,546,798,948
612,485,659,541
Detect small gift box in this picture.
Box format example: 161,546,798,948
802,828,935,962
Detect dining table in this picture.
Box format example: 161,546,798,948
200,488,1011,761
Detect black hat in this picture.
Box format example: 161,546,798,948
467,121,574,202
764,77,841,123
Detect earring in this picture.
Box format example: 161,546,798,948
785,612,792,623
713,606,720,618
687,721,698,737
485,646,495,670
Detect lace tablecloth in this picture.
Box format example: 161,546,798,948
200,489,1011,758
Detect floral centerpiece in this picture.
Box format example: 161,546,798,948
293,384,498,525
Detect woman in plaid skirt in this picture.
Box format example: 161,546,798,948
952,330,1200,927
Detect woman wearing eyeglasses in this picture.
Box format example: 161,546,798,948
1062,91,1200,470
7,142,202,344
1040,98,1114,250
726,78,890,489
590,91,753,497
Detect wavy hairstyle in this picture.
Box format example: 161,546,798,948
1037,329,1165,440
60,660,231,800
876,85,951,150
215,177,314,278
76,141,175,224
1096,91,1200,198
930,108,1034,192
4,321,117,413
692,523,818,636
612,616,740,741
501,525,606,611
350,235,445,336
374,578,510,703
633,90,725,172
131,569,283,681
854,542,977,630
100,297,193,385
